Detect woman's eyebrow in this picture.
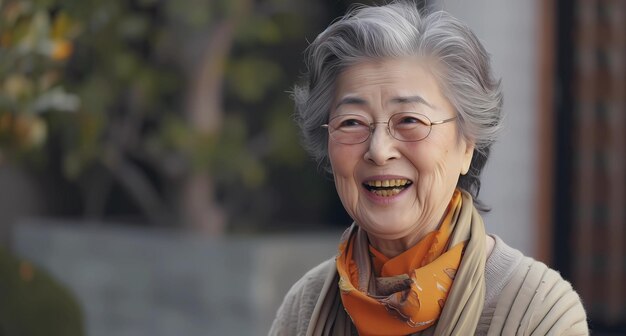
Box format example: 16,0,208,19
334,95,435,109
390,95,434,109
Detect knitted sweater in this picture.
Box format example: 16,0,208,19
269,235,589,335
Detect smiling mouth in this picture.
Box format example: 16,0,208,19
363,179,413,197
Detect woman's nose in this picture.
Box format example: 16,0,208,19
363,124,401,165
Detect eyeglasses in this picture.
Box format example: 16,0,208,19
321,112,457,145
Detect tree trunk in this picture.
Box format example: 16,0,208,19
181,1,250,234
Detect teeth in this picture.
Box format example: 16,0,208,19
366,179,410,187
372,188,404,197
364,179,412,197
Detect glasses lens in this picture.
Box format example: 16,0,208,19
328,114,370,144
390,113,431,141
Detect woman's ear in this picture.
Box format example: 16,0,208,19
461,142,475,175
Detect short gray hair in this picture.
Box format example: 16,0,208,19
293,1,503,210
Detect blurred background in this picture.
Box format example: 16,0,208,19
0,0,623,335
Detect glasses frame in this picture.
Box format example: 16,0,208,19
321,112,457,145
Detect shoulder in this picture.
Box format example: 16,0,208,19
486,238,589,335
483,235,525,305
268,258,336,336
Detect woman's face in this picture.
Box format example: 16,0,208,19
328,57,474,242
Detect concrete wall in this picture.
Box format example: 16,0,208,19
12,220,339,336
433,0,540,256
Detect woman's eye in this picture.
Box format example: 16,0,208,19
398,116,428,126
398,116,419,124
338,119,366,128
396,114,428,126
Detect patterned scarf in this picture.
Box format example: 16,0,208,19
336,190,465,336
306,189,486,336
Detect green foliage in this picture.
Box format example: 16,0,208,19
0,248,84,335
237,16,283,44
0,1,79,163
227,57,283,103
0,0,320,228
266,100,307,166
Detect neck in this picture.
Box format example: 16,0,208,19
366,223,437,258
365,190,461,258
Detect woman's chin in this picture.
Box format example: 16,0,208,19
357,218,418,240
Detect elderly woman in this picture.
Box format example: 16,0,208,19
270,2,588,335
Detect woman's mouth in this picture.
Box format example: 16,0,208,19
363,179,413,197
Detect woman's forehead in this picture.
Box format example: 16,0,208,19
331,58,449,114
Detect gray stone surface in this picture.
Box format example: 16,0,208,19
12,220,339,336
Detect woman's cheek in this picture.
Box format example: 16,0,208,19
334,173,359,210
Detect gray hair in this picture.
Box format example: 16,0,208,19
293,1,503,210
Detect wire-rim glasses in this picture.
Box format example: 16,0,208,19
321,112,457,145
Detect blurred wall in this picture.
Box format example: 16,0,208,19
13,220,339,336
433,0,540,256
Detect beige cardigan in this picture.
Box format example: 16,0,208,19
269,236,588,335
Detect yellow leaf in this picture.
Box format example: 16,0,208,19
0,31,12,47
13,115,47,149
51,12,72,39
51,39,73,60
4,74,33,100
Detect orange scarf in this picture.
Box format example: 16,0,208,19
336,190,465,336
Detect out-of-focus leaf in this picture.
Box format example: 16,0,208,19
137,0,158,7
118,15,149,39
239,155,264,187
1,1,30,26
266,101,306,166
38,70,60,91
236,16,281,44
49,39,72,60
31,86,80,113
32,0,55,8
220,113,247,144
56,111,104,179
75,77,113,115
165,0,213,27
0,114,48,149
273,12,307,39
50,11,78,39
3,74,34,101
227,57,282,102
76,112,104,152
90,6,113,31
15,10,49,55
160,116,194,152
113,51,139,81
